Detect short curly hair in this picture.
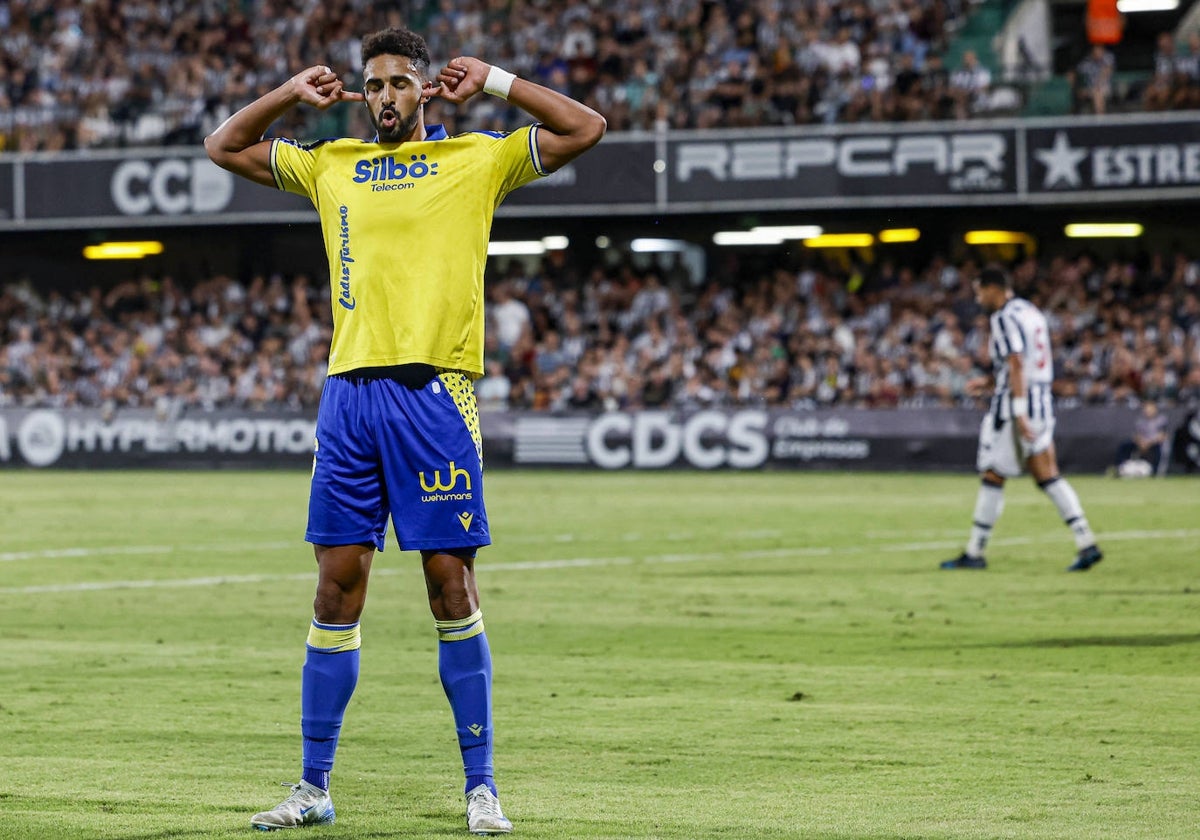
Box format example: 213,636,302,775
361,28,431,76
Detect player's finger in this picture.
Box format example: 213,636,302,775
340,90,366,102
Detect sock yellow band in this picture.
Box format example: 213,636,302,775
307,620,361,652
435,609,484,642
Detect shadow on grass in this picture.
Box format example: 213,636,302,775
332,833,461,839
105,830,461,840
986,633,1200,649
103,832,212,840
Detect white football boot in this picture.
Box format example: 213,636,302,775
251,781,335,830
466,784,513,835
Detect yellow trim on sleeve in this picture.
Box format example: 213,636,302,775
268,139,284,191
528,125,547,177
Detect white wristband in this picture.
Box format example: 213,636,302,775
483,65,516,100
1011,396,1028,418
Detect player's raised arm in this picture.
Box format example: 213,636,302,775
434,56,606,172
204,66,363,186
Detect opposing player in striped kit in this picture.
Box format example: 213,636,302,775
942,266,1103,572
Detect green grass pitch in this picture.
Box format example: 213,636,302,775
0,470,1197,839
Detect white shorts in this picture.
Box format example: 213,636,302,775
976,414,1055,478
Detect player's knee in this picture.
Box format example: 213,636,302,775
431,581,477,621
1036,474,1062,491
421,549,479,620
427,569,478,620
981,470,1005,487
313,576,366,623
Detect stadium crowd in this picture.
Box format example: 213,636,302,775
2,246,1199,416
0,0,1054,151
1068,31,1200,116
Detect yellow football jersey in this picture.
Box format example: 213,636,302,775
270,124,546,377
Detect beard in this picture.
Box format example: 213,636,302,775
368,104,420,143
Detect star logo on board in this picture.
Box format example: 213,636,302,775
1035,132,1088,189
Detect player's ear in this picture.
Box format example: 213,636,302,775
420,80,438,104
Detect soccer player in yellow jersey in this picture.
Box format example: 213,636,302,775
204,27,604,835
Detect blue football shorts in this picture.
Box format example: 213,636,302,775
306,369,490,552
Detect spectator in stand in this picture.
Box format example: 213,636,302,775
1114,399,1170,475
922,52,954,119
488,280,532,354
1070,43,1115,115
1173,32,1200,110
563,372,603,411
948,49,991,119
889,52,926,120
533,330,571,379
1143,32,1179,110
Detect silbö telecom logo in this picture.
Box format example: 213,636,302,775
353,154,438,191
337,204,355,311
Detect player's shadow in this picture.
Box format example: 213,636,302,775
984,632,1200,649
109,830,461,839
106,832,211,840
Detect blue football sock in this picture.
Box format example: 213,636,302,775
435,610,496,796
302,768,330,791
301,619,361,787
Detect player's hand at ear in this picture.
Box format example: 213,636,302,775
419,80,443,105
434,56,488,105
291,65,365,109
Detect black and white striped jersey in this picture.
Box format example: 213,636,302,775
988,297,1054,421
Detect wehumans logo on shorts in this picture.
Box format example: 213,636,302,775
353,155,438,192
337,205,355,310
419,461,473,502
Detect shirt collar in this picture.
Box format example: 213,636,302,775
369,124,448,143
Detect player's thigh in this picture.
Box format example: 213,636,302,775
1023,419,1059,480
977,415,1023,478
307,377,389,550
1019,417,1056,470
376,373,492,551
